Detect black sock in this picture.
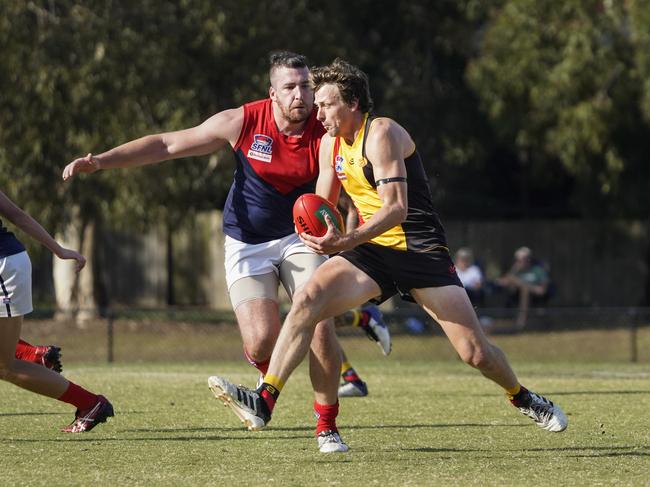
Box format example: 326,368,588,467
257,382,279,415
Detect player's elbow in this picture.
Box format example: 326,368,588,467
158,135,180,158
390,202,408,224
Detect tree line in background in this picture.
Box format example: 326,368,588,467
1,0,648,309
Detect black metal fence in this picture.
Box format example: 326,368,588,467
21,306,650,366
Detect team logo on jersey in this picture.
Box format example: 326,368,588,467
349,156,367,167
247,134,273,163
334,155,347,180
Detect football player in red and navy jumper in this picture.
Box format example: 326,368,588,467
0,189,113,432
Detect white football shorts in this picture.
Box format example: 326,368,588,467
0,251,33,317
225,233,327,309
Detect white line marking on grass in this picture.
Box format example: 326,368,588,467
62,369,253,381
590,371,650,379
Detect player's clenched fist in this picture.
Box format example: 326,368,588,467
62,153,100,180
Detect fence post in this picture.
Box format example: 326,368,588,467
630,322,638,363
107,311,114,364
628,308,638,363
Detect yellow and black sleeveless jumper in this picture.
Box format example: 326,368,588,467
331,114,448,252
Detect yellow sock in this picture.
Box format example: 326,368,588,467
341,361,353,374
350,309,361,327
505,384,521,400
263,374,285,392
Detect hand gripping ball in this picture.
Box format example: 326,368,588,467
292,194,344,237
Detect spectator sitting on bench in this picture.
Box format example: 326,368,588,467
496,246,551,329
454,247,485,307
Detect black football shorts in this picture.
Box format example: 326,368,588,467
338,242,462,304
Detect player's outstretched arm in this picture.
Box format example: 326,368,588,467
0,190,85,272
62,107,244,180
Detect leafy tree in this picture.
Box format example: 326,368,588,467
4,0,647,310
467,0,650,218
0,1,356,311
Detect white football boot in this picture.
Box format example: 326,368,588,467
361,305,392,356
338,379,369,398
208,376,270,431
317,430,350,453
515,390,568,432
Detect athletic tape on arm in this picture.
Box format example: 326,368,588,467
375,177,407,186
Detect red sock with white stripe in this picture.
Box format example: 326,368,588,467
314,401,339,435
15,339,36,361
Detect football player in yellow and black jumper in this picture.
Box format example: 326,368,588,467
211,58,568,439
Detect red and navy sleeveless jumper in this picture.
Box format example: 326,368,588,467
0,219,26,316
223,99,325,244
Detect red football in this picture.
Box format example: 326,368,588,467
293,194,344,237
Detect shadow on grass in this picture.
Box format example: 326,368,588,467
4,421,528,433
0,409,184,418
92,422,527,439
346,422,528,430
0,422,529,445
0,412,67,417
0,433,310,443
264,422,531,434
407,445,650,458
470,389,650,398
93,422,529,435
541,390,650,396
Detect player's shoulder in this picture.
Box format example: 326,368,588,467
215,105,245,122
366,116,413,150
243,98,270,110
238,98,271,122
368,116,405,137
200,105,245,145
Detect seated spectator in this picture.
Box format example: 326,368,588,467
496,246,550,329
454,247,485,307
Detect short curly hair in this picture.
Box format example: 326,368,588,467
311,59,374,113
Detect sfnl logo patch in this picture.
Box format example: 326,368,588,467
248,134,274,163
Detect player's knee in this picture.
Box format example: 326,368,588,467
244,344,272,364
291,286,323,321
243,327,278,360
312,318,336,344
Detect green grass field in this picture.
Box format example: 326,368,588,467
1,351,649,486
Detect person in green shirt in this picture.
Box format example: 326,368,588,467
497,246,550,329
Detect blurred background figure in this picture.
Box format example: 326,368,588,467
496,246,551,329
454,247,485,307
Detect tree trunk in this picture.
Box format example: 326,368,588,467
53,211,100,325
